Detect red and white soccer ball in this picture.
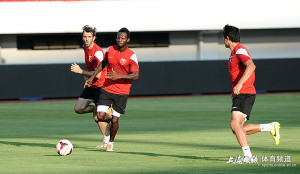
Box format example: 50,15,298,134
56,139,73,156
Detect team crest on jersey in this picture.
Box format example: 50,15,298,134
89,56,93,62
120,58,126,65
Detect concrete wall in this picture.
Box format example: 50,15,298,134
1,29,300,64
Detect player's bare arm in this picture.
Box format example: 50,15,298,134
233,60,256,95
71,63,102,79
84,60,108,87
107,70,139,80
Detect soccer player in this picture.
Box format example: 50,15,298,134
222,24,280,162
71,25,110,148
85,27,139,152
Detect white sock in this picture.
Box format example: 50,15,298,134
242,146,252,158
260,124,272,132
103,135,110,144
108,141,113,145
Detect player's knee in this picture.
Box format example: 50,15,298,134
111,117,119,125
97,112,107,121
74,107,84,114
111,118,119,129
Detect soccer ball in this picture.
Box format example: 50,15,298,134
56,139,73,156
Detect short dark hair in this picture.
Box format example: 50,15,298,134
222,24,240,42
82,25,96,36
118,27,130,38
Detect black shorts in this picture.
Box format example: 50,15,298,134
98,89,129,114
231,94,256,120
79,87,102,105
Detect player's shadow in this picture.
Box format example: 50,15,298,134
0,140,55,148
0,140,92,151
116,151,226,161
86,148,106,152
117,139,300,155
44,150,224,162
86,148,226,161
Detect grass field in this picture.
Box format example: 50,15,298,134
0,93,299,174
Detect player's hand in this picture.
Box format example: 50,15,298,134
84,76,89,80
233,84,242,95
106,68,120,80
106,105,113,119
71,63,83,74
84,77,93,88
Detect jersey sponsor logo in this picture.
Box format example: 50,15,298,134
120,58,126,65
89,56,93,62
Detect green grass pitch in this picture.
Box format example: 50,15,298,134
0,93,299,174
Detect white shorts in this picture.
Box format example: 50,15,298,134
97,105,121,117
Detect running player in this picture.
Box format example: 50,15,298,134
85,27,139,152
71,25,110,148
222,24,280,162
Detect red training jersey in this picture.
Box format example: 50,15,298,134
228,43,256,95
103,45,139,95
83,43,107,88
